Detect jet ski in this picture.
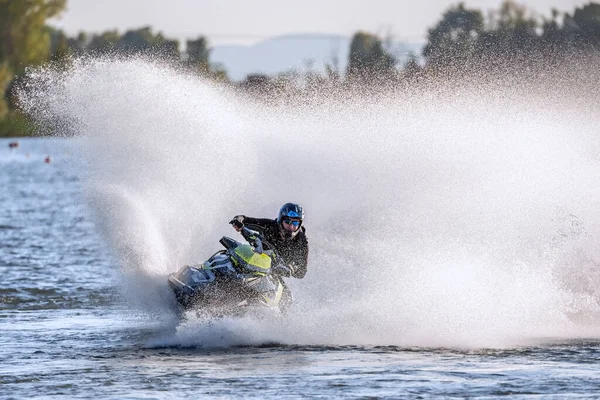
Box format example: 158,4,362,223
168,226,292,316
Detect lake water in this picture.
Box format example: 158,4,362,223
2,138,600,399
5,56,600,398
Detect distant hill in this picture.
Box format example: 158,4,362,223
210,34,423,82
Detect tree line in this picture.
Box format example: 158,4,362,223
344,0,600,88
1,0,599,136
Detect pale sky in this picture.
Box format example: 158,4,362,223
49,0,589,46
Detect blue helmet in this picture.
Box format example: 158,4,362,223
277,203,304,238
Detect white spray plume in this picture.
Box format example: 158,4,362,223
17,56,600,348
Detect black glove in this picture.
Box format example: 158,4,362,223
229,215,245,229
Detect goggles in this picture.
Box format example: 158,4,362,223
282,219,301,226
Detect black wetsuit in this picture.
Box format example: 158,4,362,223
237,216,308,279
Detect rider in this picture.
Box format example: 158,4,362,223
229,203,308,279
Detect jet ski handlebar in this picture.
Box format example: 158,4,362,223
240,226,281,260
241,226,265,254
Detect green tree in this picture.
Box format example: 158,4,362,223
67,32,89,56
0,62,11,117
0,0,65,118
87,30,120,54
540,8,565,53
479,0,539,54
186,36,228,81
0,0,66,72
48,27,70,63
87,27,180,58
346,31,395,83
565,2,600,50
117,26,180,59
186,36,210,73
422,3,484,67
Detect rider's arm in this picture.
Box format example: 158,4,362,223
237,216,275,228
230,215,274,228
230,215,274,233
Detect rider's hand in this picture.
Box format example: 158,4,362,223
229,215,245,232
